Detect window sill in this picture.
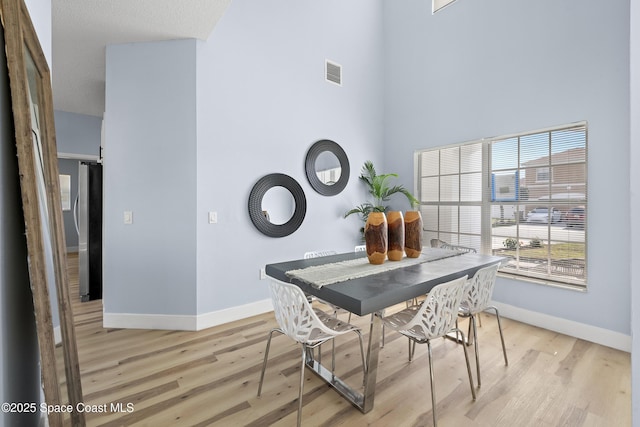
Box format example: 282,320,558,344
497,270,587,292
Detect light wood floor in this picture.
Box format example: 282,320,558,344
59,253,631,426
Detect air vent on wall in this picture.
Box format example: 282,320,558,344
325,60,342,86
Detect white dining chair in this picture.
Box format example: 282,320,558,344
458,263,508,388
257,279,366,427
430,238,477,254
303,250,351,321
379,275,475,427
304,250,338,258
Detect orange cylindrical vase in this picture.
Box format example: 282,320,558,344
364,212,387,265
386,211,404,261
404,210,423,258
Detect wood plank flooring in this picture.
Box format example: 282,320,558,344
58,253,631,426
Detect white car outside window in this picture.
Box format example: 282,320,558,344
526,207,561,223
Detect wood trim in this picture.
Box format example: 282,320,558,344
0,1,84,425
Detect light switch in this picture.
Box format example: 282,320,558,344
124,211,133,224
208,211,218,224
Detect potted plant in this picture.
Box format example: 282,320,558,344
344,160,419,233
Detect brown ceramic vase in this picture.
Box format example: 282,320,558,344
386,211,404,261
364,212,388,265
404,210,423,258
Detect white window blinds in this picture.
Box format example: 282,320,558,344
417,123,587,288
419,142,484,251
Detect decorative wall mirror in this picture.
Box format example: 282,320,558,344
248,173,306,237
1,1,85,426
305,139,350,196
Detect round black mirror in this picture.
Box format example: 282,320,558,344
248,173,306,237
305,139,349,196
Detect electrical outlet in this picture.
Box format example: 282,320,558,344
260,268,266,280
124,211,133,224
208,211,218,224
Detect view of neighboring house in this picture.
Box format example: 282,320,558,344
520,146,586,206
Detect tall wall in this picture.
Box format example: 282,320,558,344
103,39,198,322
102,0,384,326
382,0,631,340
194,0,384,316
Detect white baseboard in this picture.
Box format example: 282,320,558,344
102,299,274,331
196,299,273,330
101,299,630,352
492,301,631,353
103,312,198,330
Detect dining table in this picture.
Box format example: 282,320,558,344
264,247,505,414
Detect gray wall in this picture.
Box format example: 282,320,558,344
194,0,384,313
382,0,631,335
104,39,199,316
103,0,384,318
1,1,52,426
55,110,102,157
55,111,103,251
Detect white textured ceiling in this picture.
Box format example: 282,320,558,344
52,0,232,117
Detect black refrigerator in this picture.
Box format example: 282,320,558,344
76,161,102,301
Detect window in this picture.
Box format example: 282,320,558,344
536,167,551,183
417,122,587,289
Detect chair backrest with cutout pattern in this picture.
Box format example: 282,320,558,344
462,264,499,314
268,279,338,345
401,276,468,340
304,250,337,259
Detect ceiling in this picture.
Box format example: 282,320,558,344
52,0,232,118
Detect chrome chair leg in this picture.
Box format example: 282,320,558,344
257,328,283,397
409,339,417,361
328,330,367,378
489,306,508,366
427,340,437,427
297,345,307,427
470,315,481,387
454,328,476,400
382,324,385,348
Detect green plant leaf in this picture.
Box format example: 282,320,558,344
345,161,419,225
